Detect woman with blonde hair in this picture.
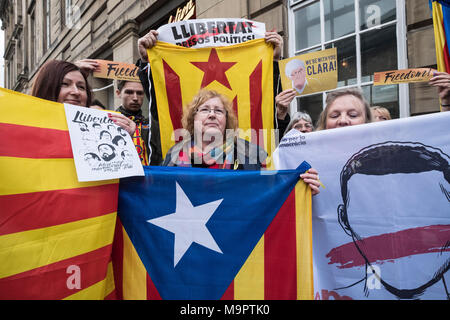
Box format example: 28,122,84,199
315,87,372,131
371,106,392,121
163,89,321,194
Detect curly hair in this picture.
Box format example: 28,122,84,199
181,89,238,136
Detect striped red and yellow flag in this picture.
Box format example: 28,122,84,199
0,88,118,300
147,38,275,159
221,183,313,300
432,0,450,73
111,182,313,300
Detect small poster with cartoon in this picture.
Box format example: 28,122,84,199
64,104,145,182
278,47,338,96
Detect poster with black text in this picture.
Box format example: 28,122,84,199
64,104,144,182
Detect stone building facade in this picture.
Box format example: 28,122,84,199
0,0,442,120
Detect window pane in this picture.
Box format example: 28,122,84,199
361,25,397,83
298,46,322,55
325,36,357,87
296,93,323,127
324,0,355,41
294,2,321,51
362,84,399,119
360,0,396,30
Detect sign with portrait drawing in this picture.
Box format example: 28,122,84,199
64,104,144,182
278,48,338,96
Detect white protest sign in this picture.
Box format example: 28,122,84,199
64,104,144,182
274,112,450,300
157,18,266,48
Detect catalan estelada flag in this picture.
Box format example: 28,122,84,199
0,88,118,300
432,0,450,72
112,164,313,300
147,38,275,159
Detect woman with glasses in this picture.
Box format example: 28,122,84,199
162,89,266,170
162,89,321,194
284,111,314,135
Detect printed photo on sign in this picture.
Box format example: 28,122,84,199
157,18,266,48
279,48,338,96
64,104,144,182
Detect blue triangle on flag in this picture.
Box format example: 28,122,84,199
118,163,309,300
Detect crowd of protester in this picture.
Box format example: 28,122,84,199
25,28,450,198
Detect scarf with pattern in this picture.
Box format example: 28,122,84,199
116,106,149,166
177,138,238,170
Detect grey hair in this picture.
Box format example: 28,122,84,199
284,111,314,135
285,59,306,77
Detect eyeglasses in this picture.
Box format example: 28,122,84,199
196,106,226,116
294,123,313,130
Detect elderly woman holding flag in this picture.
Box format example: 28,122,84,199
161,89,321,194
162,89,266,170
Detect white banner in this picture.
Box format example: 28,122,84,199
157,18,266,48
64,104,144,182
274,112,450,300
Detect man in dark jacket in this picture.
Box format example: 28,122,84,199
115,80,162,165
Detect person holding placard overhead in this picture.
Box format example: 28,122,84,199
429,71,450,112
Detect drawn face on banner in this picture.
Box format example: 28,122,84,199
98,144,116,162
113,135,127,148
79,122,89,132
117,127,128,137
121,150,133,161
100,130,112,142
336,142,450,299
84,152,101,167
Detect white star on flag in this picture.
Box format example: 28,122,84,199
147,182,224,267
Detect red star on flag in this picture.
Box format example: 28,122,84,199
191,49,237,90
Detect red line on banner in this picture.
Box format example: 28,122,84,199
232,96,238,119
264,190,297,300
0,245,112,300
326,225,450,269
0,184,118,236
249,61,264,147
162,60,183,132
0,123,72,158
